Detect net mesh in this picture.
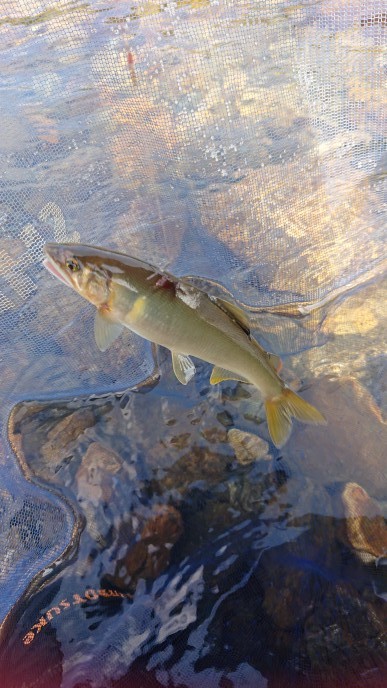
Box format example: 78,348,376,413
0,1,386,686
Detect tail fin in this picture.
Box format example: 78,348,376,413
265,387,326,448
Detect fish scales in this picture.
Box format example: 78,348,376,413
112,279,276,395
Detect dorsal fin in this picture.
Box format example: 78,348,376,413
214,298,250,334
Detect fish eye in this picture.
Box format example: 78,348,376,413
65,258,80,272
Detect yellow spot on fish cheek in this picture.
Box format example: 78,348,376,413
130,296,147,321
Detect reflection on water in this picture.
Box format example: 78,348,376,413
1,275,386,688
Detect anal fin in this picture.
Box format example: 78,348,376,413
210,366,249,385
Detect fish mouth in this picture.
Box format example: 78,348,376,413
43,256,73,288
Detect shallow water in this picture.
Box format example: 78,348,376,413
1,275,386,688
0,1,386,687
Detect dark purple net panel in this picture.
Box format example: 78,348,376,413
0,1,386,687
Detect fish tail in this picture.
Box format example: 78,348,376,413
265,387,326,448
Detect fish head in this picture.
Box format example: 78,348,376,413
43,243,111,307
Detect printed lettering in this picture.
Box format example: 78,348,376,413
98,589,123,598
22,586,132,646
98,588,113,598
45,606,61,621
59,599,71,609
31,617,48,634
22,631,35,646
98,589,133,599
84,589,99,601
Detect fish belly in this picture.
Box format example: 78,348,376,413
120,287,280,398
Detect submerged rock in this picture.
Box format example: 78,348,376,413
8,373,387,686
304,581,386,676
104,504,183,591
227,428,270,464
258,514,338,632
160,445,232,494
75,442,122,507
339,482,387,564
41,408,96,465
75,442,123,547
8,399,111,479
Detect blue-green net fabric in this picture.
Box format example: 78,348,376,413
0,1,386,687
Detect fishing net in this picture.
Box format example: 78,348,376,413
0,1,386,687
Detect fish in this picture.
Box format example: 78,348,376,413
43,243,326,447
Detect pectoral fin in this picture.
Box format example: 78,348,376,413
94,310,124,352
210,366,249,385
172,352,196,385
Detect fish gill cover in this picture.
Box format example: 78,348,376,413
0,1,386,687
